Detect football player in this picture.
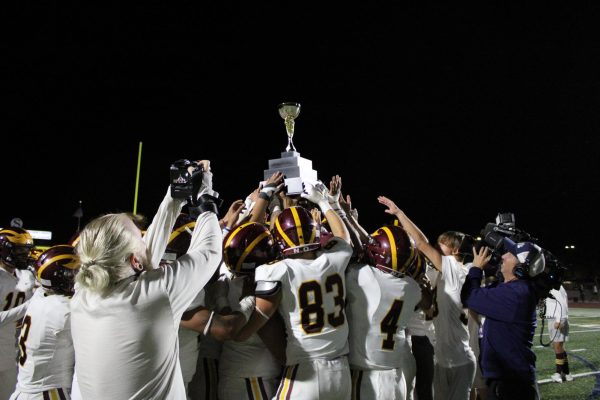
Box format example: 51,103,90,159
235,182,353,400
10,245,79,400
218,222,284,400
378,196,476,400
546,285,572,383
0,228,36,400
346,224,423,400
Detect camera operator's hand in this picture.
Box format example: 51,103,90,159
196,160,210,173
472,246,491,269
194,160,216,197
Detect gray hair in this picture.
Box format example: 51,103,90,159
75,213,145,294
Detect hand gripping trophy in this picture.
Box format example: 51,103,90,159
263,102,318,195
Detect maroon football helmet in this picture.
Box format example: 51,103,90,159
272,206,320,256
163,213,196,262
223,222,280,274
35,245,80,295
366,225,423,279
0,227,34,270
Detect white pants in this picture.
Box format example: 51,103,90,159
274,357,351,400
351,368,407,400
218,375,278,400
69,373,81,400
433,360,475,400
9,388,70,400
548,319,569,343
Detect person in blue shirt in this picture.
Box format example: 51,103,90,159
461,239,545,400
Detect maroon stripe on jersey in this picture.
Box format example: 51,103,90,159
58,388,67,400
258,377,269,399
285,365,299,400
274,366,288,399
42,391,50,400
245,378,254,399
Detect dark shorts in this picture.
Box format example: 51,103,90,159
486,378,537,400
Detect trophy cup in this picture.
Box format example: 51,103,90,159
279,102,300,152
263,102,318,195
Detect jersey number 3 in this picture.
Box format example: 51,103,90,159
19,315,32,366
298,274,345,334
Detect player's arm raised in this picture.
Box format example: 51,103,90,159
377,196,442,271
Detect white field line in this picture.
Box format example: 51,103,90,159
538,370,600,385
539,328,600,336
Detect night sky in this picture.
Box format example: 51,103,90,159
6,3,600,275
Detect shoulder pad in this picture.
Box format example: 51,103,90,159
255,281,282,297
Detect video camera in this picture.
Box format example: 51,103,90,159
460,213,536,269
170,159,204,201
170,159,223,217
459,212,566,299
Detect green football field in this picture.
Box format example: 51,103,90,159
534,307,600,400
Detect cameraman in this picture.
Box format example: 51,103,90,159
461,240,542,400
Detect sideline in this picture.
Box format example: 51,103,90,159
537,354,600,399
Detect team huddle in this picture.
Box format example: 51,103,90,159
0,160,555,400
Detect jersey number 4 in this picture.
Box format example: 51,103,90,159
298,274,345,334
380,299,404,350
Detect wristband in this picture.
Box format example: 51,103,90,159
258,192,270,201
318,201,333,215
238,296,256,322
203,311,215,336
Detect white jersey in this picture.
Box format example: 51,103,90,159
220,333,281,379
179,290,205,385
545,286,568,323
432,256,474,368
0,268,36,371
15,289,73,393
406,266,439,343
219,273,280,379
254,238,352,365
71,202,222,400
346,263,421,370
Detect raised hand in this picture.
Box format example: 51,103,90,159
222,199,245,230
328,175,342,204
377,196,401,215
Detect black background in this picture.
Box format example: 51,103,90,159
5,3,600,276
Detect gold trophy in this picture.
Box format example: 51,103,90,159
265,102,317,195
278,102,301,152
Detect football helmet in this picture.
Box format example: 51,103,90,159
163,213,196,262
366,225,423,279
223,222,280,274
35,245,80,295
0,228,34,270
272,206,320,256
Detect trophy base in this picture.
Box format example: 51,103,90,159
264,151,318,196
